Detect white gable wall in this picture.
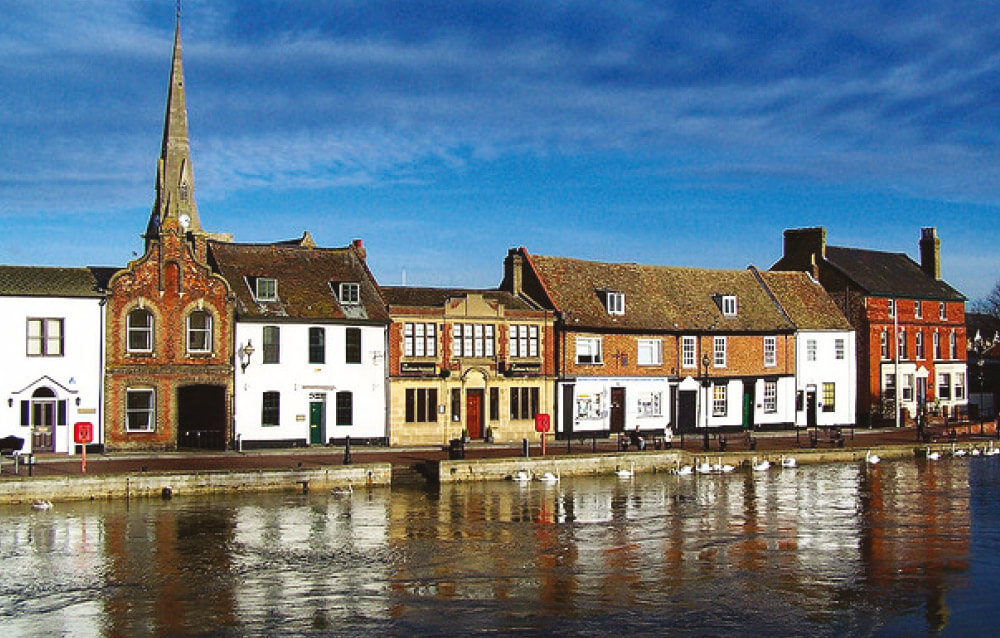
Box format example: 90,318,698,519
795,330,857,427
0,295,105,455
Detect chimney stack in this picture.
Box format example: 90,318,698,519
504,248,524,295
351,238,366,261
919,227,940,280
782,227,826,272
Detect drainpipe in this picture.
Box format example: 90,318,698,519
894,298,900,428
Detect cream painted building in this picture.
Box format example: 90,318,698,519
383,288,555,446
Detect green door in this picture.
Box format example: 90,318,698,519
309,399,325,445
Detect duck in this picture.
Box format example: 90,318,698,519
780,455,797,469
615,463,635,478
751,457,771,472
330,484,353,495
865,450,881,465
538,470,560,483
31,500,53,510
926,448,941,461
511,470,532,482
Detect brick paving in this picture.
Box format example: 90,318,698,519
4,420,996,480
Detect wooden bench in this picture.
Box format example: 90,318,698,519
1,435,25,474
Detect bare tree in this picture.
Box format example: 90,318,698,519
973,279,1000,318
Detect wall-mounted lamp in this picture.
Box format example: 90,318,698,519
7,398,12,408
240,340,255,373
75,397,81,407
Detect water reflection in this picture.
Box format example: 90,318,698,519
0,457,990,636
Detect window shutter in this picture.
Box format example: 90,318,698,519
58,400,67,426
20,401,29,426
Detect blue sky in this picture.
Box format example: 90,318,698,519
2,1,999,301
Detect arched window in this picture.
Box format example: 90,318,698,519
127,309,153,353
187,310,213,353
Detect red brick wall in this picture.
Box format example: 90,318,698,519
104,229,233,450
860,295,967,417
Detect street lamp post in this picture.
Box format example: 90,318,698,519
979,354,986,436
702,353,711,451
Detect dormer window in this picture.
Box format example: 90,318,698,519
254,277,278,302
606,291,625,315
338,282,361,305
721,295,738,317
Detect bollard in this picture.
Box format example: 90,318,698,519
522,438,530,458
344,435,352,465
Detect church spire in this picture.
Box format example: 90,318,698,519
147,14,202,240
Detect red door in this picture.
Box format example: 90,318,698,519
466,390,483,439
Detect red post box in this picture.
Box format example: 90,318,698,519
74,422,94,445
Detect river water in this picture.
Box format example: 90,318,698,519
2,456,999,637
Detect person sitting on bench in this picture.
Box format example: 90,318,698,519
629,426,646,451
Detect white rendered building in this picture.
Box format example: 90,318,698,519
1,266,111,455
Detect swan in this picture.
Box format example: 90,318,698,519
780,455,797,469
676,464,693,476
718,457,735,473
971,446,982,457
615,463,634,478
512,470,531,482
330,484,353,495
696,458,713,474
926,448,941,461
985,443,1000,457
751,457,771,471
865,450,881,465
31,500,53,510
952,444,967,457
538,470,560,483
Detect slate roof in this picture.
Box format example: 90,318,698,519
824,246,965,301
524,253,794,333
0,265,115,297
756,269,852,331
208,241,389,324
381,286,536,312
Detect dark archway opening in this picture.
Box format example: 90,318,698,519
178,385,227,450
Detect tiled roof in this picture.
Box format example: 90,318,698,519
756,270,852,331
209,241,389,323
381,286,535,311
0,265,114,297
525,254,794,332
825,246,965,301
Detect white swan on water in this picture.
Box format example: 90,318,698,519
615,463,634,478
865,450,881,465
512,470,531,482
696,458,713,474
780,455,797,469
538,470,560,483
31,500,53,510
751,457,771,471
676,464,693,475
926,448,941,461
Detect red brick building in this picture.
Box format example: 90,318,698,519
773,227,967,425
503,248,798,438
104,21,235,451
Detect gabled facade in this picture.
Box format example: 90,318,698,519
503,248,797,437
773,227,967,425
103,20,235,451
755,268,856,427
383,287,555,445
1,266,113,454
210,237,390,448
